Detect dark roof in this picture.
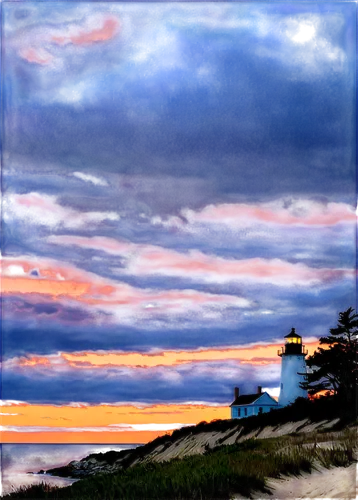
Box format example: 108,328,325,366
230,392,278,407
230,394,261,406
284,327,301,339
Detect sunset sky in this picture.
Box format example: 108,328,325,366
1,1,356,444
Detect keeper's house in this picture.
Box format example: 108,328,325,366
230,386,278,419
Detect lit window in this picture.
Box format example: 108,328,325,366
287,337,301,344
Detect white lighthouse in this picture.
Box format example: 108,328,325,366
278,328,308,406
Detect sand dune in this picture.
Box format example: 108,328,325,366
235,463,357,499
138,419,342,464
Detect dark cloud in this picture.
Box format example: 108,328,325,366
2,280,354,359
2,297,96,326
4,4,355,207
2,361,278,404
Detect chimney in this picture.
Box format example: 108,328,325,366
257,385,262,394
234,387,239,399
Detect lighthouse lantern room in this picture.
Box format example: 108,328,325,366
278,328,308,406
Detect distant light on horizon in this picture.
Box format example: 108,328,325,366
10,267,22,274
133,424,192,431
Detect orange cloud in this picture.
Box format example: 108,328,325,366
9,341,320,371
18,13,123,68
19,48,53,65
2,256,119,302
2,277,91,299
1,256,250,324
52,18,119,46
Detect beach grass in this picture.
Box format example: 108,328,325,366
3,429,356,500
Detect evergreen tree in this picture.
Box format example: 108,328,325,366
302,307,357,409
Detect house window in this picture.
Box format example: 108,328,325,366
281,383,283,389
244,408,247,416
259,407,263,414
238,408,241,417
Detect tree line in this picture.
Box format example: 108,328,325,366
302,307,357,411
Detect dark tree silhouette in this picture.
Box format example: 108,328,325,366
302,307,357,409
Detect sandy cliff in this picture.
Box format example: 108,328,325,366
131,418,341,465
45,417,344,479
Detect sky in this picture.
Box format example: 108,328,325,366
1,1,356,444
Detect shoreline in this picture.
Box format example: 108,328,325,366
25,443,145,480
42,445,142,479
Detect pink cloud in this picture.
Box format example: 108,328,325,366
2,255,251,326
17,13,123,68
52,18,119,46
51,236,353,288
4,192,119,229
129,251,351,286
182,199,355,227
19,48,53,65
10,193,70,224
48,235,131,255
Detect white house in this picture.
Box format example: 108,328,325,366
231,329,308,419
230,386,278,419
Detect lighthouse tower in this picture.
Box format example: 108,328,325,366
278,328,308,406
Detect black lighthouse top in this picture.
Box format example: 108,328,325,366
278,328,308,356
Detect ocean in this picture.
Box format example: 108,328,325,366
1,443,139,496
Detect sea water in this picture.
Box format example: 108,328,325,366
1,443,139,496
